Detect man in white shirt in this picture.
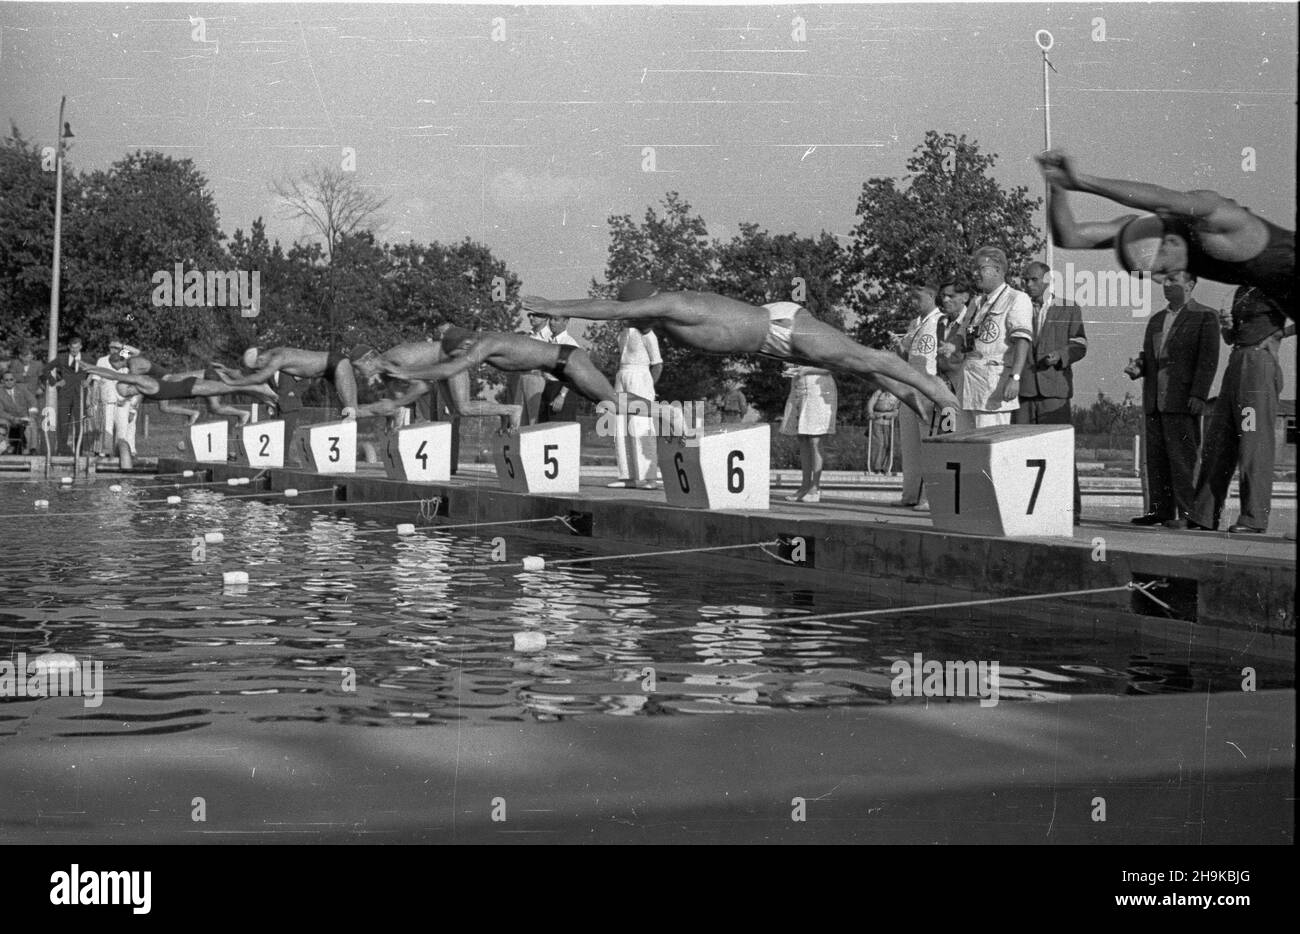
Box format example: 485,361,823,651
538,314,582,422
896,283,945,507
91,339,138,457
609,324,663,488
939,247,1032,430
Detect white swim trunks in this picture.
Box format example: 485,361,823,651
759,302,801,359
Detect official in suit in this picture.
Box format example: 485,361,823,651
1187,287,1290,533
1012,262,1087,519
1125,271,1220,527
1,371,40,453
40,337,93,455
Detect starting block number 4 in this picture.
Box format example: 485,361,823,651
921,424,1074,537
384,422,452,482
243,420,286,469
659,424,770,510
304,420,358,475
494,423,581,494
187,421,228,463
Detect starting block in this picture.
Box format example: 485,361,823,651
384,421,452,482
921,424,1074,537
493,423,581,494
659,424,770,511
185,421,228,463
243,419,286,469
303,419,358,475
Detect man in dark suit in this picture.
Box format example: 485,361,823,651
1125,271,1220,527
1,370,41,454
1013,262,1088,519
40,337,93,455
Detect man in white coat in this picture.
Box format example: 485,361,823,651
609,324,663,488
896,284,945,508
92,341,140,458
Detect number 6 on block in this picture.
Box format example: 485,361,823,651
242,419,286,468
658,424,770,510
493,423,581,493
384,422,451,482
186,420,228,463
304,419,357,475
921,424,1074,537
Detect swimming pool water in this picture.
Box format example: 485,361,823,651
1,480,1291,742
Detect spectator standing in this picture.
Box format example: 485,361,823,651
720,381,747,423
1186,287,1290,533
1014,262,1088,521
936,281,970,393
41,336,92,454
941,247,1032,430
10,345,43,399
781,365,837,502
1,370,40,454
866,388,901,473
537,315,581,422
609,324,663,489
1125,271,1220,527
92,340,138,458
896,283,944,507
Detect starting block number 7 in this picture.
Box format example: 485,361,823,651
946,459,1046,514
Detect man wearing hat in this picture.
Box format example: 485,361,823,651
91,339,138,458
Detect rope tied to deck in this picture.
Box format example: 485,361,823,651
470,539,782,573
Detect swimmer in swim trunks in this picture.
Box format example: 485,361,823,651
1038,149,1295,320
81,365,277,407
350,337,523,432
212,346,360,418
370,324,651,415
119,355,206,424
522,282,961,419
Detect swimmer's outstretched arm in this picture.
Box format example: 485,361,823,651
333,359,359,417
217,351,286,388
1045,182,1129,250
1039,149,1223,218
522,294,679,322
82,364,144,385
356,378,432,419
443,372,521,430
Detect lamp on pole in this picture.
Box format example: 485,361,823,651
1035,30,1055,272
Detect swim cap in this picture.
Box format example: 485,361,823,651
1115,214,1166,273
617,279,659,302
241,348,259,369
349,343,376,363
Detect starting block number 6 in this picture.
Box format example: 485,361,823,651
659,424,770,510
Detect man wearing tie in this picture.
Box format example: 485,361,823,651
1125,271,1220,527
1013,262,1088,521
41,336,92,455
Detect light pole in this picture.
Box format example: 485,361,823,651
1035,30,1055,272
44,98,73,460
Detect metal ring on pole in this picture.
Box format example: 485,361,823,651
1035,29,1054,53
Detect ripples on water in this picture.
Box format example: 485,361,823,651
0,483,1288,739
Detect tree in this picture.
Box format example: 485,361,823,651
62,150,230,366
846,131,1045,349
0,126,66,352
585,192,726,404
272,165,388,260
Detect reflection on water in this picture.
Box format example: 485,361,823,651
0,484,1290,741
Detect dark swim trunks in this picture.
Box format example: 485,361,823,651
553,343,576,379
322,351,346,384
144,376,198,401
1172,212,1295,321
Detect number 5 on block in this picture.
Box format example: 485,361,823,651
493,423,580,493
384,422,451,482
921,424,1074,537
242,419,286,468
304,419,357,474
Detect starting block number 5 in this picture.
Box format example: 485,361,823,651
494,423,580,493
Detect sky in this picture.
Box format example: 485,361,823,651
2,1,1296,401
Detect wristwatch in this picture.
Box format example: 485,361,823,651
1011,374,1021,381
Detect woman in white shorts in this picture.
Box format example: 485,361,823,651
779,365,837,503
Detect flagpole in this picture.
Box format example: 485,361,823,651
1035,30,1055,272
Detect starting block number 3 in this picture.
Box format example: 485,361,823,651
305,420,358,475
